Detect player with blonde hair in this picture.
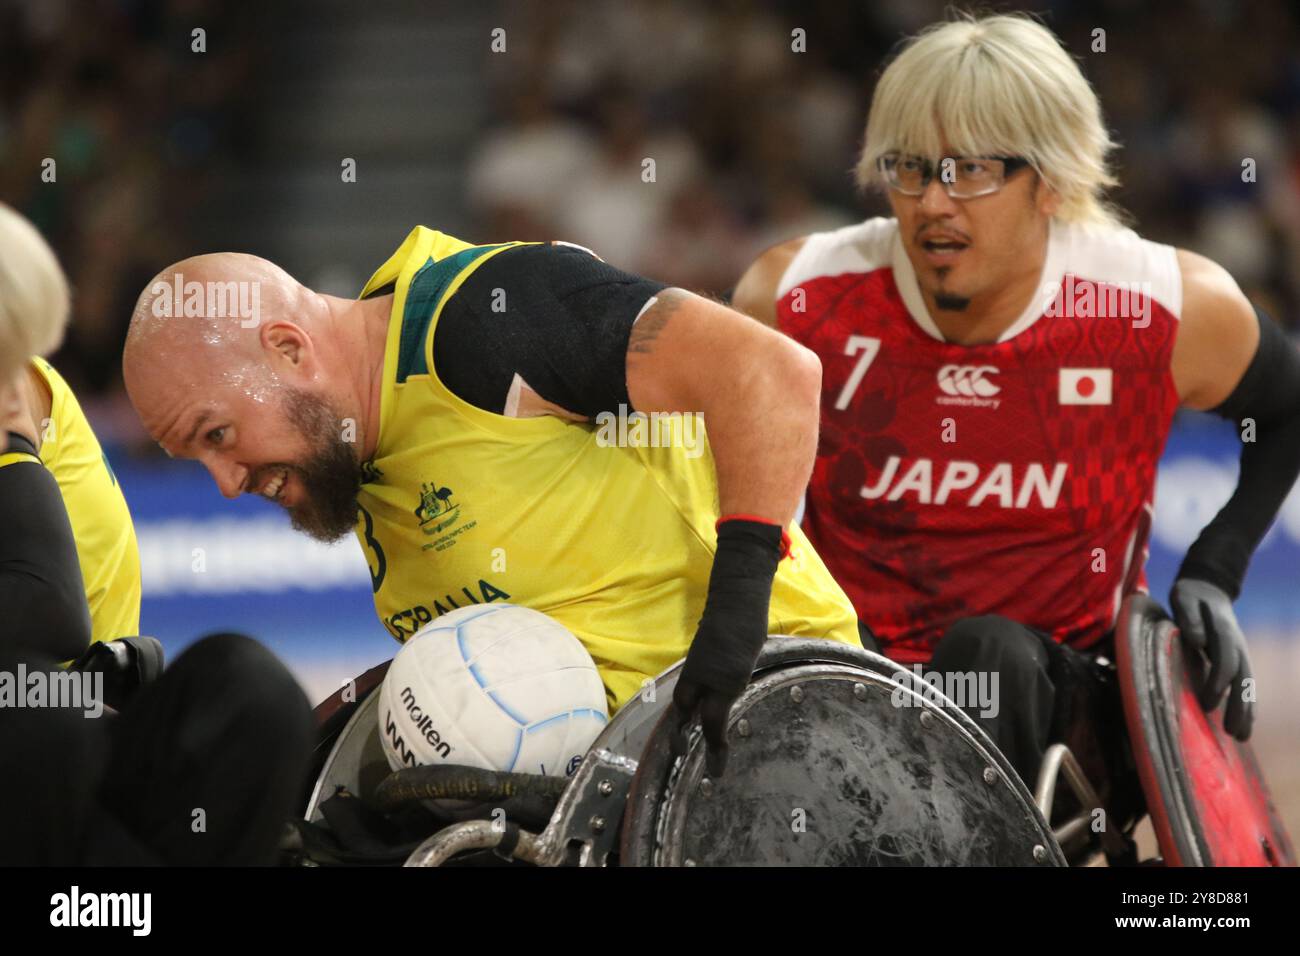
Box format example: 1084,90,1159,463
854,13,1122,229
0,204,140,654
0,203,70,441
734,12,1300,788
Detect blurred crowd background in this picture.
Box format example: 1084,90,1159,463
3,0,1300,447
4,0,1299,825
0,0,268,413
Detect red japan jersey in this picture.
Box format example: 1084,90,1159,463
776,217,1183,663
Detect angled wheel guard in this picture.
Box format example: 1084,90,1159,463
1115,594,1295,866
297,638,1066,866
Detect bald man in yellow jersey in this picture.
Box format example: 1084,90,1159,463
123,229,860,772
1,357,141,659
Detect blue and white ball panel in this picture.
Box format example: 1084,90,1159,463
378,603,608,776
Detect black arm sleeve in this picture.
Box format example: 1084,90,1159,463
1175,306,1300,599
0,433,93,660
431,243,668,417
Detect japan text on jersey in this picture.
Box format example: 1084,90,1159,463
776,217,1181,661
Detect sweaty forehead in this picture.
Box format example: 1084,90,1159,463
128,314,278,389
138,358,280,441
130,308,258,362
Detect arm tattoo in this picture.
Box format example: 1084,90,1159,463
627,288,689,355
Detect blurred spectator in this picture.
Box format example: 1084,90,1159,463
638,174,754,294
4,0,1299,430
552,86,703,272
469,0,1300,334
0,0,267,409
467,84,597,242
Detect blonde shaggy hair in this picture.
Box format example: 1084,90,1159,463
857,12,1123,227
0,203,70,386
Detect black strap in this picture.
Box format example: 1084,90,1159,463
4,432,38,458
492,822,522,861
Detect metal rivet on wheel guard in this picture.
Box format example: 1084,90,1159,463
621,639,1064,866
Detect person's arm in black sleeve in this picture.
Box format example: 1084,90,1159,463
0,433,92,661
1176,305,1300,597
1170,302,1300,740
431,242,667,417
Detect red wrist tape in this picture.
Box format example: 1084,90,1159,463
715,513,793,561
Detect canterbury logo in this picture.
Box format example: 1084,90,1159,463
937,364,1000,398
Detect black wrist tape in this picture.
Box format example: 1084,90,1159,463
680,519,783,695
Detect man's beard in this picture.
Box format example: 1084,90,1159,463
930,268,971,312
279,388,363,543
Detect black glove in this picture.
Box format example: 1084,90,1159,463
671,518,785,777
1169,579,1254,741
69,636,166,712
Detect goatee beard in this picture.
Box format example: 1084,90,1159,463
934,293,971,312
281,388,363,543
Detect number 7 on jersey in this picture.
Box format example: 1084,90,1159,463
834,335,881,410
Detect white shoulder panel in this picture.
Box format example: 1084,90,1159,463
777,218,898,300
1061,221,1183,320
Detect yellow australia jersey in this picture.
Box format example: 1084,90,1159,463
0,359,142,644
356,227,859,712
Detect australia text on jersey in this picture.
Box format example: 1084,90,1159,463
384,578,512,638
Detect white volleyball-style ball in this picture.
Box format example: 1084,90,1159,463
377,603,609,777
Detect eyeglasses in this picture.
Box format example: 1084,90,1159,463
877,153,1032,199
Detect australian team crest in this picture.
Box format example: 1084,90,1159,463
415,481,460,535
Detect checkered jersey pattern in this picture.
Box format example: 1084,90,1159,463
780,267,1180,663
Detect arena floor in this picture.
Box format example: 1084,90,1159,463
1243,639,1300,846
1121,637,1299,864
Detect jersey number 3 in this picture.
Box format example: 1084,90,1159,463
834,335,881,410
358,503,387,592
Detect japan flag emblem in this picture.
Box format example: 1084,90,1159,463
1059,368,1112,405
